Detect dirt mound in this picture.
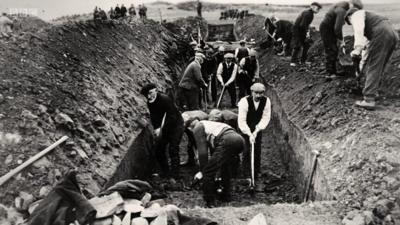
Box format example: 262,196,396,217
235,15,269,46
176,1,228,11
10,16,50,33
166,16,208,41
0,19,190,205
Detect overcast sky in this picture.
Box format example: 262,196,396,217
1,0,397,20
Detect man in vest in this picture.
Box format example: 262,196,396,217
235,40,250,63
187,118,244,207
271,17,293,56
211,46,225,103
216,53,238,108
238,83,272,183
179,53,208,110
319,2,351,76
238,49,260,99
290,2,322,67
345,8,399,109
140,84,185,179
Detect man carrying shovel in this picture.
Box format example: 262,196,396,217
238,83,272,192
216,53,238,108
141,83,185,179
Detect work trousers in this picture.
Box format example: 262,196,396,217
155,124,184,178
237,72,253,100
202,130,244,203
181,87,200,110
211,74,218,102
219,83,237,107
320,22,339,74
363,21,399,101
291,29,311,63
243,132,262,178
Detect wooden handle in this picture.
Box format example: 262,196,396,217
216,85,226,109
0,136,69,187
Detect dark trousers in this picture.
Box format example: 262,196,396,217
202,130,244,203
320,23,339,74
363,21,399,101
211,74,217,102
237,72,253,100
291,29,311,63
181,87,200,110
243,133,262,178
219,83,237,107
155,124,184,178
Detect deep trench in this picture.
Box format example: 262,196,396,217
102,24,333,209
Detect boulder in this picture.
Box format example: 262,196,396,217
131,217,149,225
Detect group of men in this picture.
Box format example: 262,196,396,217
219,9,249,20
264,0,398,109
140,81,271,207
93,4,147,21
179,40,260,111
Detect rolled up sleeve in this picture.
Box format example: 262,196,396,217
352,10,368,48
238,98,252,136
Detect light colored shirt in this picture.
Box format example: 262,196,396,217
351,10,369,48
216,62,238,86
238,96,272,136
239,57,260,78
200,120,230,138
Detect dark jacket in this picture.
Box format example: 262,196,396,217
294,8,314,33
179,60,206,91
148,93,184,134
275,20,293,42
320,1,349,40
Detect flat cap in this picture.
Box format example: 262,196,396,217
239,39,246,44
140,83,157,95
224,53,234,59
250,83,266,92
311,2,322,9
195,52,206,58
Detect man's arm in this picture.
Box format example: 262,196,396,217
239,58,246,73
334,7,347,40
216,63,224,84
352,10,368,49
255,97,272,132
238,98,252,136
254,60,260,79
192,122,208,171
225,64,238,86
235,48,239,58
193,63,207,88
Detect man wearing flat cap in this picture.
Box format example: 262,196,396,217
235,40,250,63
238,49,260,100
179,53,208,110
290,2,322,67
345,7,399,109
238,83,271,182
140,84,185,178
216,53,238,107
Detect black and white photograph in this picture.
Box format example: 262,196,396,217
0,0,399,224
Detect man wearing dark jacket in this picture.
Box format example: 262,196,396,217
319,2,350,75
114,4,121,19
120,4,127,17
346,8,399,109
141,84,185,178
290,2,322,66
179,53,208,110
238,49,260,99
273,19,293,56
216,53,238,108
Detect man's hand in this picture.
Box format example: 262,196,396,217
154,128,161,137
194,172,203,180
306,31,311,39
351,46,363,57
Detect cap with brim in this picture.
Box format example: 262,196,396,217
345,7,360,25
311,2,322,9
141,83,157,95
224,53,234,59
195,52,206,58
250,83,266,92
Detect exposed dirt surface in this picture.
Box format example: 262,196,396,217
237,15,400,219
0,17,190,205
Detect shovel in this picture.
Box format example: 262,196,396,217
216,84,226,109
249,141,255,195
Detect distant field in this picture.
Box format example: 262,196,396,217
147,2,400,35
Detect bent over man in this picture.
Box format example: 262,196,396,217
141,84,185,179
188,119,244,207
238,83,271,181
346,8,399,109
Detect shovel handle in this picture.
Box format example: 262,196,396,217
216,85,226,109
250,142,255,187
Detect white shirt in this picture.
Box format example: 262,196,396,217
238,96,271,136
216,62,238,86
350,10,369,48
200,120,230,137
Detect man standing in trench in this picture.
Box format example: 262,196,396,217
216,53,238,108
238,49,260,100
179,53,208,110
238,83,271,189
140,83,185,179
345,8,399,109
